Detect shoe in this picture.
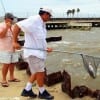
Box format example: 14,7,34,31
38,90,54,99
1,82,9,87
21,89,37,98
8,78,20,82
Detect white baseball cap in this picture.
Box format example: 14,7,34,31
39,7,53,16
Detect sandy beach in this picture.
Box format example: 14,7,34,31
0,64,96,100
0,64,69,100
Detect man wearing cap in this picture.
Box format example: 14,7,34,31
12,7,54,99
0,13,20,87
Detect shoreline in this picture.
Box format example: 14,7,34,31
0,65,69,100
0,65,95,100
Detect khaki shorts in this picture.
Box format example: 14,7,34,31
0,51,19,64
26,56,45,74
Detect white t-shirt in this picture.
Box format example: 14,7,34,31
17,15,47,59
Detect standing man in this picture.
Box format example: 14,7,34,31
0,13,20,87
12,7,54,99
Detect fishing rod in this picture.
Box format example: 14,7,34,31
0,0,6,14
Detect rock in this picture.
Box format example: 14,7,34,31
16,61,28,70
26,67,31,76
61,70,72,97
44,70,63,86
46,36,62,42
71,85,93,99
71,86,80,98
92,90,100,100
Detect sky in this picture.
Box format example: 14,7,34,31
0,0,100,18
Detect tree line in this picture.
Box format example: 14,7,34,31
66,8,80,18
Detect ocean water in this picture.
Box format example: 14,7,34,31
46,28,100,90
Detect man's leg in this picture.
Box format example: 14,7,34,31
36,72,45,86
1,64,9,87
36,72,45,92
8,63,20,82
21,73,37,98
8,63,14,80
25,73,36,91
2,64,9,82
36,72,54,99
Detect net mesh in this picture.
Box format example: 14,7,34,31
81,54,100,78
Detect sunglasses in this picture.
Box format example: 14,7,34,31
10,18,14,20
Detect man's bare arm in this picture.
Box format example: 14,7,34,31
12,24,21,42
12,24,21,49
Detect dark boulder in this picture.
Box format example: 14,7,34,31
61,70,72,97
16,61,28,70
44,71,63,86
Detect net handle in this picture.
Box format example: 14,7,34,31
22,47,83,55
22,47,100,58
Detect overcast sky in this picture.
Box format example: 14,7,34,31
0,0,100,18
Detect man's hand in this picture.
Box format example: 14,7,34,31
6,22,12,29
47,47,53,53
13,42,21,50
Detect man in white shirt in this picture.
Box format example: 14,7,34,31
12,7,54,99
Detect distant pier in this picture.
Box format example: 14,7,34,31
46,18,100,30
46,22,68,30
18,18,100,30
